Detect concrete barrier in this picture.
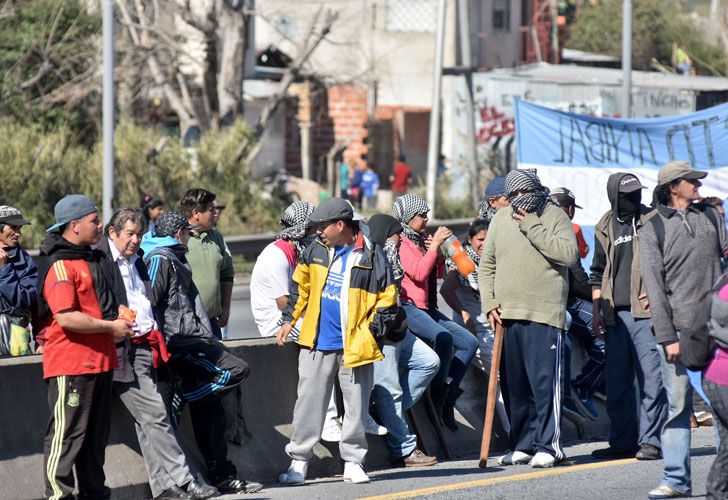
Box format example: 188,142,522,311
0,338,607,499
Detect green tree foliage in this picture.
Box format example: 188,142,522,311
0,1,100,137
0,120,282,248
568,0,728,75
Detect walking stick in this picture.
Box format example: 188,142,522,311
479,322,504,468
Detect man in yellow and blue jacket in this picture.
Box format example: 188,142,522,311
276,198,398,485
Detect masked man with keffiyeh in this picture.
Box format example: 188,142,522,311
250,201,315,338
479,169,579,468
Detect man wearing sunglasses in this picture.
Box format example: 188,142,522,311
641,161,728,499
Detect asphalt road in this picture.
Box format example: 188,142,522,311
241,427,717,500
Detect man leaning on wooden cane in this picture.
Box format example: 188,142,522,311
478,169,579,468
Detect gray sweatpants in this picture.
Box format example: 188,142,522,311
116,345,193,497
286,348,374,464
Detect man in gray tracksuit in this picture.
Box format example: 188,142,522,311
589,173,667,462
641,161,727,499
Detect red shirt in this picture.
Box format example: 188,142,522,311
572,223,589,259
42,259,118,378
391,162,412,192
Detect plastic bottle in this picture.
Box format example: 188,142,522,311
440,235,476,276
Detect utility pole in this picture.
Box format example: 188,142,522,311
621,0,632,118
102,0,114,222
457,0,479,210
426,0,447,215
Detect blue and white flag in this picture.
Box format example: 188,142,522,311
515,98,728,263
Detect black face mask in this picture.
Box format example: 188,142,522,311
617,191,641,220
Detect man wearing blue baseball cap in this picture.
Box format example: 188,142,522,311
36,194,134,499
478,176,509,222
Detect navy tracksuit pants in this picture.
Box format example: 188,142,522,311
503,320,564,459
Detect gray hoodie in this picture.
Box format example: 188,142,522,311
639,202,727,344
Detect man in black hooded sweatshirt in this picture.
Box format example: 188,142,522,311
589,173,668,461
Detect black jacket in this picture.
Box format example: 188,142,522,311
95,237,156,383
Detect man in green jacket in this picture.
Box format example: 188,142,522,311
180,188,234,339
479,169,579,468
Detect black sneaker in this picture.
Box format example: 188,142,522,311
216,478,263,495
591,446,639,460
185,479,219,499
635,443,662,461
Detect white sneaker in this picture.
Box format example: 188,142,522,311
497,450,533,465
530,451,556,468
343,462,370,484
365,414,388,436
321,421,343,442
278,459,307,485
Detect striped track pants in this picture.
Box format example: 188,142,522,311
44,372,113,500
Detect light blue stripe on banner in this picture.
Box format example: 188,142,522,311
516,98,728,170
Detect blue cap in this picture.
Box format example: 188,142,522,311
46,194,98,232
484,176,506,198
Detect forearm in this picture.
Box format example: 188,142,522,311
220,282,233,311
520,214,578,267
55,311,114,335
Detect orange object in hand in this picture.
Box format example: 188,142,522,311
118,305,137,322
440,236,476,276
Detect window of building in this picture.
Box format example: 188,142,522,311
492,0,510,32
386,0,438,33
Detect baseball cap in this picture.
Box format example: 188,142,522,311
310,198,364,223
0,206,30,226
550,187,582,209
657,160,707,186
618,174,645,193
484,177,507,198
154,211,195,237
47,195,98,232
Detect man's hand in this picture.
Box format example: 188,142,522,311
592,303,605,340
462,311,477,334
487,307,502,332
511,208,528,222
639,292,650,312
217,306,230,328
0,247,8,266
664,342,680,363
276,323,293,347
110,319,133,340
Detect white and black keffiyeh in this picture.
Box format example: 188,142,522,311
392,194,430,250
384,238,405,283
477,199,497,223
279,201,315,241
505,169,550,216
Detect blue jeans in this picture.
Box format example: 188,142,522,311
605,311,667,450
403,304,479,390
372,333,440,458
658,347,692,493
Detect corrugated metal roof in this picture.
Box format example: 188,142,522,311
486,62,728,91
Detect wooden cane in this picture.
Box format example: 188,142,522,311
478,322,504,468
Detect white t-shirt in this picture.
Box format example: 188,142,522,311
250,242,295,337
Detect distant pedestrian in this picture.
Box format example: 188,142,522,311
641,161,727,499
37,194,133,499
141,194,164,236
390,154,413,198
479,169,579,468
361,166,380,209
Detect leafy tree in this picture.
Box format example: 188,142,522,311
568,0,728,75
